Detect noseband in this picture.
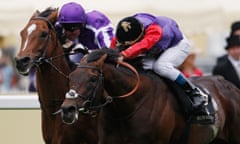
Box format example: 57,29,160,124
66,65,112,115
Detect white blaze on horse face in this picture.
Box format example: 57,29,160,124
22,24,37,51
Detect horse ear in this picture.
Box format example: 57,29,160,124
48,8,58,23
96,54,107,67
80,55,88,64
30,10,40,19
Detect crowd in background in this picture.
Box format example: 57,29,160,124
0,47,24,93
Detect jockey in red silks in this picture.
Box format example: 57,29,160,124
111,13,209,115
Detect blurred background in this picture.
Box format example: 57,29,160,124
1,0,240,93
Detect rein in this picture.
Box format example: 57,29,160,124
77,60,140,99
116,61,140,98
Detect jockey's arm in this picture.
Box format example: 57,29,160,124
121,24,163,59
110,37,117,49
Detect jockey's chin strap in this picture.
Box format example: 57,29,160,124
116,60,140,98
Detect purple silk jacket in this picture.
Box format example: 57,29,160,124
134,13,183,51
56,10,114,62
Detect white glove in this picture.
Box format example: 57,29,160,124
62,39,75,49
71,43,89,54
72,43,86,51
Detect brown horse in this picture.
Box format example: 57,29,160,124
15,8,98,144
61,48,240,144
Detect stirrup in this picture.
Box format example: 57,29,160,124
194,87,208,106
189,87,209,108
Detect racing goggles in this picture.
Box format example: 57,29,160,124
63,23,83,32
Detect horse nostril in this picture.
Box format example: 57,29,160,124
62,106,77,114
21,57,31,64
15,57,31,66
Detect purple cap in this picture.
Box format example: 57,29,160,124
59,2,86,24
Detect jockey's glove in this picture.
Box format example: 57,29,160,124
117,54,124,63
62,39,74,49
72,43,89,55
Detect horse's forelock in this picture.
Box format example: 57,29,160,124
38,7,57,18
32,7,58,29
87,48,120,64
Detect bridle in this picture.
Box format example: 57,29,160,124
65,60,140,116
29,16,69,115
30,16,69,79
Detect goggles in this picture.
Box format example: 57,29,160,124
62,23,82,32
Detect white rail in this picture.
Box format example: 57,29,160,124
0,94,40,109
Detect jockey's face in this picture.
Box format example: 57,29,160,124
65,29,81,41
63,23,82,40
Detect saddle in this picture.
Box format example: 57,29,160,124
126,59,215,125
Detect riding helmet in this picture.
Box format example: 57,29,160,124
116,17,144,46
59,2,86,24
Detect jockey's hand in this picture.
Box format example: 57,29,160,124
62,39,74,49
117,54,124,62
72,44,89,55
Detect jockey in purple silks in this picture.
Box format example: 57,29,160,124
56,2,114,69
28,2,114,92
111,13,209,115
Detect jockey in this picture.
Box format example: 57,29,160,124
56,2,114,69
111,13,209,114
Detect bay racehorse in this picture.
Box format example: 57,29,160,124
61,48,240,144
15,7,98,144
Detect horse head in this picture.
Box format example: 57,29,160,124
61,50,108,124
15,7,59,75
60,48,140,124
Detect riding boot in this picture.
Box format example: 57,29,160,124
180,80,208,108
175,74,209,114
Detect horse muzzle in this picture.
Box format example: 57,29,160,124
61,104,79,125
15,57,34,75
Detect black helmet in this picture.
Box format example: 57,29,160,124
116,17,144,47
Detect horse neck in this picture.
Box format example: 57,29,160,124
101,64,145,117
103,63,138,97
36,42,70,113
102,64,171,119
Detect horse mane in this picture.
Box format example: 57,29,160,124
87,48,120,64
38,7,57,17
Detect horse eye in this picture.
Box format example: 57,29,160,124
40,31,48,38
